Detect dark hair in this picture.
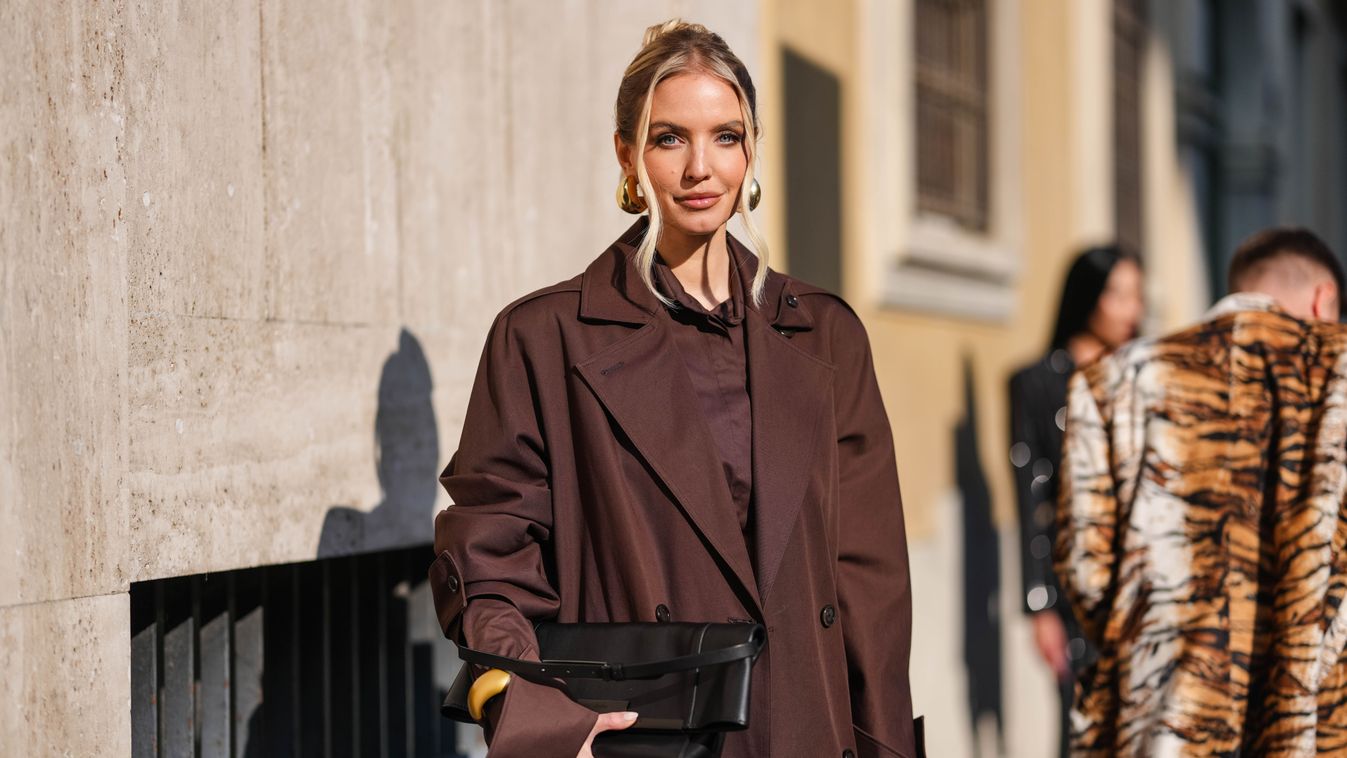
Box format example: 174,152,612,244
1049,245,1140,351
1227,226,1345,299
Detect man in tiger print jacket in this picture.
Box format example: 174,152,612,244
1057,228,1347,756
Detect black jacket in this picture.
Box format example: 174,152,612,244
1008,350,1074,617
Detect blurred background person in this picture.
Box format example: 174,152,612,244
1008,246,1144,757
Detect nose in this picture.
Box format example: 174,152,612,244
684,142,711,184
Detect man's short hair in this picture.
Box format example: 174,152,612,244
1228,227,1345,298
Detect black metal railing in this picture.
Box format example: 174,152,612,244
131,545,476,758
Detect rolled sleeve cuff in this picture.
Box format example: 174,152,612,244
484,676,597,757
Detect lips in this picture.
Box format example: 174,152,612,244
676,193,722,210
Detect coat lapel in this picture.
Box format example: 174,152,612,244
573,224,834,612
575,325,763,619
574,223,764,618
738,249,834,603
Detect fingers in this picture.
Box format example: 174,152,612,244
1031,613,1071,679
1047,645,1071,680
578,712,639,756
593,711,639,733
1036,634,1069,678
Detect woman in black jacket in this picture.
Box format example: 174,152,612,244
1008,246,1143,757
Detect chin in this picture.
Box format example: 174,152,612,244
664,209,733,238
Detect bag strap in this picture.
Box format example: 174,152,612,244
455,627,763,682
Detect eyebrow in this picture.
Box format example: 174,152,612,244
648,120,746,135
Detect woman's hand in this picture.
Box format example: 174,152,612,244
577,711,639,757
1031,611,1071,681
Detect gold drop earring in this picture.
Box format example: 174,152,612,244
617,174,648,214
747,178,762,211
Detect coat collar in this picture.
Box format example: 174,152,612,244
573,220,833,616
579,218,815,332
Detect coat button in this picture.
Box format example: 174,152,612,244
842,750,855,758
820,604,837,628
446,575,460,593
785,294,799,308
655,604,671,622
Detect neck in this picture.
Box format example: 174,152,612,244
1066,332,1107,367
658,224,732,309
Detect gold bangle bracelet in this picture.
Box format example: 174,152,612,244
467,668,512,721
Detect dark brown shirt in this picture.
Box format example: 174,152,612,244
652,250,753,535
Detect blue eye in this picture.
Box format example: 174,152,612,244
654,133,680,147
718,132,744,144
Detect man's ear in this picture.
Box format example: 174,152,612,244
1312,282,1339,322
613,133,634,176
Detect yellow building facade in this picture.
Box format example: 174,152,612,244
757,0,1347,755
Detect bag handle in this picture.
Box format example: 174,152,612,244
455,625,764,682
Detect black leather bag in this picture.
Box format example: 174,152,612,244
443,621,765,758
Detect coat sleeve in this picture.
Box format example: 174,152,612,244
832,312,918,758
429,309,597,756
1054,368,1120,646
1008,368,1064,616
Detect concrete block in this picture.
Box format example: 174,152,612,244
0,593,132,757
0,0,130,607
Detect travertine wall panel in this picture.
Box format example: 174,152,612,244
121,0,266,321
0,594,131,757
389,0,518,348
0,0,129,607
261,0,400,326
126,317,418,579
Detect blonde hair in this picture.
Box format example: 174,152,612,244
615,19,770,306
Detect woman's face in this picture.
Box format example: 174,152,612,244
1089,259,1145,347
616,71,748,244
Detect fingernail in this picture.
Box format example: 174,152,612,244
622,712,639,722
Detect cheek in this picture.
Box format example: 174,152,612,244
1095,299,1124,331
1104,301,1138,335
641,151,681,185
717,151,748,185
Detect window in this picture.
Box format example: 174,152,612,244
884,0,1020,321
915,0,990,231
1113,0,1146,256
1174,0,1223,296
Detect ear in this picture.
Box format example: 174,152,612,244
1312,282,1340,322
613,133,634,176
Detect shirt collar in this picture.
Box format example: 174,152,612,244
1204,292,1279,320
652,246,747,326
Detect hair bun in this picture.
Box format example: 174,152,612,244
642,18,709,47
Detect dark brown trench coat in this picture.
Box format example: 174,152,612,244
430,222,917,757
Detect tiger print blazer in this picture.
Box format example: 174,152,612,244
1057,293,1347,756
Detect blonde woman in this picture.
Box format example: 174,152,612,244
432,20,920,758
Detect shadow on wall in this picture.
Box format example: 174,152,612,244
130,329,480,755
318,328,441,558
956,355,1004,753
